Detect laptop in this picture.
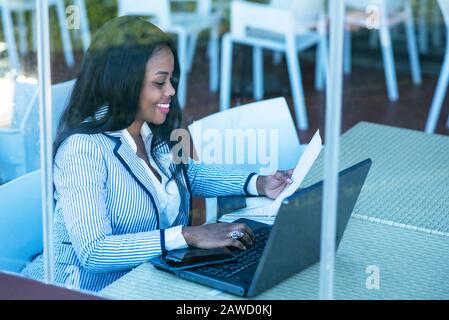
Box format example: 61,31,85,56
150,158,372,297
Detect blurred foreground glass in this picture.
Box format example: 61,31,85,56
0,0,87,291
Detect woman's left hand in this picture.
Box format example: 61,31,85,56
256,169,294,199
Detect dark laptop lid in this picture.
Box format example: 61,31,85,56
247,159,372,297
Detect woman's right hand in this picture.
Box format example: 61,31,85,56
182,222,255,250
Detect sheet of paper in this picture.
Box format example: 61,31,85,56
219,130,322,219
269,130,322,216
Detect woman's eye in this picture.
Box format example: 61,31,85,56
155,82,165,87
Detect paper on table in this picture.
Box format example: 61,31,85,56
269,130,322,215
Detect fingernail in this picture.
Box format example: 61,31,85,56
286,178,293,183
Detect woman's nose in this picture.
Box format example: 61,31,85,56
166,80,176,97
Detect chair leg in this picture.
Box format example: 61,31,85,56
379,10,399,101
273,51,282,65
186,33,198,73
404,0,422,85
253,46,264,100
425,34,449,133
17,11,27,56
55,0,75,67
315,43,323,90
31,11,36,52
418,0,429,54
286,36,308,130
1,3,20,72
209,24,220,92
219,33,233,111
432,0,443,49
343,29,351,75
369,30,379,48
446,114,449,129
205,198,217,224
176,29,188,109
75,0,91,52
316,23,328,91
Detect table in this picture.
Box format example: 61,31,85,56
100,122,449,300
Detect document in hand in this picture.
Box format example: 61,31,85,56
219,130,322,222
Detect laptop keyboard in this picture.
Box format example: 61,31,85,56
196,228,271,279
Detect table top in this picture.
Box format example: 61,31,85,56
100,122,449,300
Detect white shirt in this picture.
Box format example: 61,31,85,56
122,122,259,251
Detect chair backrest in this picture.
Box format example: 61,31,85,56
230,0,295,38
438,0,449,27
188,97,303,175
51,79,76,140
271,0,325,27
171,0,212,15
0,169,42,273
345,0,404,12
0,79,75,182
117,0,171,28
9,80,38,131
0,80,38,182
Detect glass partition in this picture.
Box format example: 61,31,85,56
1,0,447,300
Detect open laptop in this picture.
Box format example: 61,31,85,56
150,158,372,297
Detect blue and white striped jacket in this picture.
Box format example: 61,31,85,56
22,130,255,292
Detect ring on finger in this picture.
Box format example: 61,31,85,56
229,230,245,240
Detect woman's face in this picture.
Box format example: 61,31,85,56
137,46,176,125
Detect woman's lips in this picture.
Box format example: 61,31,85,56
156,103,170,115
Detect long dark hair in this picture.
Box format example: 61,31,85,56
54,16,186,192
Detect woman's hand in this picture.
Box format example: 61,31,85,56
256,169,294,199
182,222,255,250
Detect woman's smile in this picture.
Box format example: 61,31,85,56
156,103,170,115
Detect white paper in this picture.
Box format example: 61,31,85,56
269,130,322,216
218,130,322,219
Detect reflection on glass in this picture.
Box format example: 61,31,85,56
0,0,43,280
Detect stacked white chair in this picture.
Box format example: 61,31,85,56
219,0,328,131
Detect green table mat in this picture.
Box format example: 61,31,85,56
101,218,449,300
302,122,449,234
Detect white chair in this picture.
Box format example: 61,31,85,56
0,79,75,182
219,0,328,131
344,0,421,102
188,97,305,223
0,169,42,273
425,0,449,133
118,0,221,109
0,0,77,72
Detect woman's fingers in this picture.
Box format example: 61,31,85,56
226,238,246,250
273,170,293,183
239,232,253,246
234,223,255,242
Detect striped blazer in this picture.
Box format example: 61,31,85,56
22,130,255,292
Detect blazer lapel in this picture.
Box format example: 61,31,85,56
105,132,162,215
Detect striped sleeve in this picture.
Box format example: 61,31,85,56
186,159,255,198
54,135,164,273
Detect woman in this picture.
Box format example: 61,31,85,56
22,16,293,292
